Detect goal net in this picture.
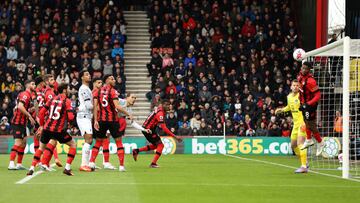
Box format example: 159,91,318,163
304,37,360,179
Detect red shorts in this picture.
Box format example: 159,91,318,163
118,117,127,136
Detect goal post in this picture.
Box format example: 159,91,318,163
303,36,359,179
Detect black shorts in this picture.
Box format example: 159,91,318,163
93,128,102,139
41,130,72,144
11,125,27,139
142,129,162,145
302,104,317,121
98,121,121,139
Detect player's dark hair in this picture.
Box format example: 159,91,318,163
292,79,299,83
24,79,34,86
302,61,313,69
43,74,54,82
58,83,68,93
35,76,44,86
79,69,89,79
103,74,113,83
92,77,102,84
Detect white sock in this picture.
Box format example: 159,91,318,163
9,161,15,166
30,166,35,170
65,163,71,170
82,143,91,166
16,163,22,167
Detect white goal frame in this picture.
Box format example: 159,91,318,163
304,36,351,179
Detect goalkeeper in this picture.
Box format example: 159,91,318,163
276,79,308,173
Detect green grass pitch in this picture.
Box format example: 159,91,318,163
1,154,360,203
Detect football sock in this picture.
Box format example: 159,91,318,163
10,145,18,161
32,149,43,167
41,143,55,166
116,140,124,166
313,132,322,143
151,143,164,164
305,129,312,140
103,138,110,163
90,139,103,162
66,147,76,167
34,138,39,151
81,142,91,166
139,144,156,152
298,144,308,168
17,146,25,164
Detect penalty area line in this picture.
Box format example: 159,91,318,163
15,163,56,184
223,154,360,183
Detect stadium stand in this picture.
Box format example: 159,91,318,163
0,0,301,137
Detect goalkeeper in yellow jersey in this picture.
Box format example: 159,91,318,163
275,79,308,173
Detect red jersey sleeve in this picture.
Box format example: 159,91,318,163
45,89,55,102
306,78,319,93
92,89,99,100
156,111,165,123
110,88,119,100
66,99,75,122
19,92,30,105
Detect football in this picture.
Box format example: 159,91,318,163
293,48,306,61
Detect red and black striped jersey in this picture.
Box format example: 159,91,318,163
92,88,100,118
35,87,46,108
31,87,46,118
44,86,56,104
42,94,74,133
96,85,119,122
11,90,32,125
143,106,165,130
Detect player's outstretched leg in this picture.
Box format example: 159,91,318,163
132,144,157,161
150,143,164,168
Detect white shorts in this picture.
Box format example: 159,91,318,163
77,116,93,136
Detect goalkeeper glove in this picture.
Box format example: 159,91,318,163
299,103,308,111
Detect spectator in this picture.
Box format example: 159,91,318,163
268,123,282,137
6,44,17,60
56,69,70,85
256,122,269,136
111,40,124,59
190,113,201,132
166,111,178,133
182,14,196,31
177,122,193,136
197,121,212,136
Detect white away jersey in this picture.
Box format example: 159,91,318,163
118,98,132,117
77,84,93,117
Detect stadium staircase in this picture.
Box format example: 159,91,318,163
123,10,152,136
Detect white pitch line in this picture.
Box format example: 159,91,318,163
224,154,360,183
15,163,56,184
24,182,360,188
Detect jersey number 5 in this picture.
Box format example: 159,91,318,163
49,105,61,120
102,95,108,107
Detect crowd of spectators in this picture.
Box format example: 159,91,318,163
0,0,128,135
146,0,301,137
